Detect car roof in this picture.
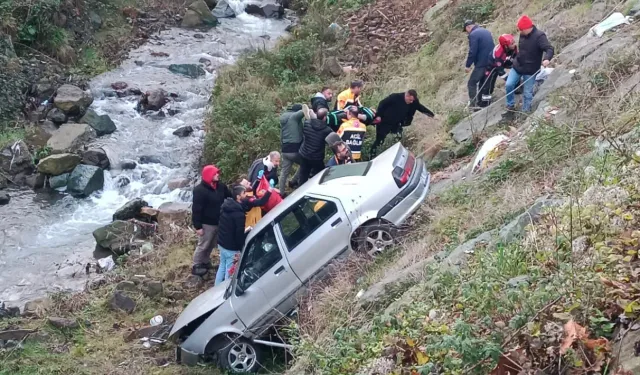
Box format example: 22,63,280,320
245,142,402,241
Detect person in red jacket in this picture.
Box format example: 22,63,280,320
479,34,518,107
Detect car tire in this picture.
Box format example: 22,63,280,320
356,221,397,257
216,336,263,373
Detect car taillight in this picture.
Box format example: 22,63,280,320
393,152,416,187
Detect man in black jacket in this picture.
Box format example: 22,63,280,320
505,15,554,114
298,108,332,185
248,151,281,187
310,87,333,112
370,90,435,158
191,164,232,276
215,185,250,285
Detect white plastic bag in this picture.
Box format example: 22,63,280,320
590,12,634,37
535,67,554,82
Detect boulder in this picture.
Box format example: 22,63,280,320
0,192,9,205
49,173,69,189
115,175,131,187
245,3,283,18
53,84,93,116
80,109,116,136
67,164,104,197
22,297,52,318
181,0,218,28
140,206,159,220
120,159,137,170
25,121,57,148
0,140,35,177
173,125,193,137
143,280,163,297
322,56,342,77
47,123,96,154
48,317,78,329
25,173,46,190
82,148,110,169
93,220,152,254
167,178,190,191
157,202,191,228
109,291,136,314
37,153,81,176
137,89,168,112
168,64,206,78
213,0,236,18
113,198,149,221
111,82,128,90
46,108,67,124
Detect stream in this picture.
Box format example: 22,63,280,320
0,5,289,308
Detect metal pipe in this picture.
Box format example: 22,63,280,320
252,339,293,350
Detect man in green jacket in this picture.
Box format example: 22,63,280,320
279,104,305,192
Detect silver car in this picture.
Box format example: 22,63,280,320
169,142,431,372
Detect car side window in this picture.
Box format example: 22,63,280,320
236,226,283,295
276,196,338,252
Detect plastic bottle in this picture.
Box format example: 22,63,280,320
150,315,164,326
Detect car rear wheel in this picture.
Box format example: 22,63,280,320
357,222,397,257
217,337,262,373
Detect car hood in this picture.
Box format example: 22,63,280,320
169,279,230,338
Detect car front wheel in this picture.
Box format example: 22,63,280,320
357,222,397,257
217,337,262,373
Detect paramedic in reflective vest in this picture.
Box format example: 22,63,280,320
325,106,377,131
335,80,363,111
337,106,366,161
479,34,518,107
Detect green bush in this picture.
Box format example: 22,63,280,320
451,0,496,29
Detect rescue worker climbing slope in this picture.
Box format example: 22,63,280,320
479,34,518,107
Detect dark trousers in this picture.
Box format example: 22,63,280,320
298,157,325,185
370,123,403,159
479,69,499,107
467,66,486,106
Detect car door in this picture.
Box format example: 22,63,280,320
275,194,352,284
230,224,302,337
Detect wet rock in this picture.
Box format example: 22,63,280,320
322,56,342,77
0,175,6,189
0,193,9,205
167,178,190,191
113,198,149,221
139,155,163,164
47,108,68,124
67,164,104,197
120,159,137,170
93,220,152,255
82,148,110,170
183,274,205,289
49,173,69,189
80,109,116,136
25,121,57,148
23,298,52,318
0,140,35,177
173,125,193,137
0,303,20,319
48,317,79,329
168,64,206,78
109,291,136,314
213,0,236,18
53,84,93,116
115,280,138,292
143,280,163,297
47,123,97,154
137,89,168,112
25,173,46,190
157,202,191,228
193,33,205,39
199,57,212,66
245,3,284,18
181,0,219,28
134,60,144,66
111,82,128,90
429,149,454,169
115,175,131,187
37,153,81,176
140,207,159,220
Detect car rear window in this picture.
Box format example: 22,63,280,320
320,162,371,183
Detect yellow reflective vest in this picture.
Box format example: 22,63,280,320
337,119,366,160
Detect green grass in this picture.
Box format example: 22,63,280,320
0,127,25,148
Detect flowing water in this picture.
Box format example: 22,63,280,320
0,7,289,307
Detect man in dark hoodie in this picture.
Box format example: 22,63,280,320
215,185,251,285
464,20,495,108
370,90,435,158
505,15,554,114
278,105,305,192
298,108,332,184
310,87,333,112
191,164,232,276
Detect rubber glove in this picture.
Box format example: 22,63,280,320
269,179,275,188
257,170,264,179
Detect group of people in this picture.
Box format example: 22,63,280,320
464,15,554,115
190,83,436,282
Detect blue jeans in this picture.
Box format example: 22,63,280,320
506,69,535,112
215,246,238,285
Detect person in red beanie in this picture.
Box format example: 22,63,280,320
479,34,518,107
191,164,232,276
504,15,554,115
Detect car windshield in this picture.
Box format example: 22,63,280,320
320,162,371,183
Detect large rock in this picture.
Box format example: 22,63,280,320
109,291,136,314
47,123,96,154
173,125,193,137
423,0,450,25
137,89,168,112
168,64,206,78
322,56,342,77
120,159,137,170
49,173,69,189
46,108,67,124
181,0,218,28
22,298,52,318
113,198,149,221
0,140,35,177
213,0,236,18
614,328,640,373
37,153,81,176
245,3,284,18
0,192,9,205
48,317,79,329
53,84,93,116
157,202,191,228
79,109,116,136
167,178,190,191
449,104,504,143
25,173,46,190
82,148,110,169
67,164,104,197
25,121,57,148
93,220,147,255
